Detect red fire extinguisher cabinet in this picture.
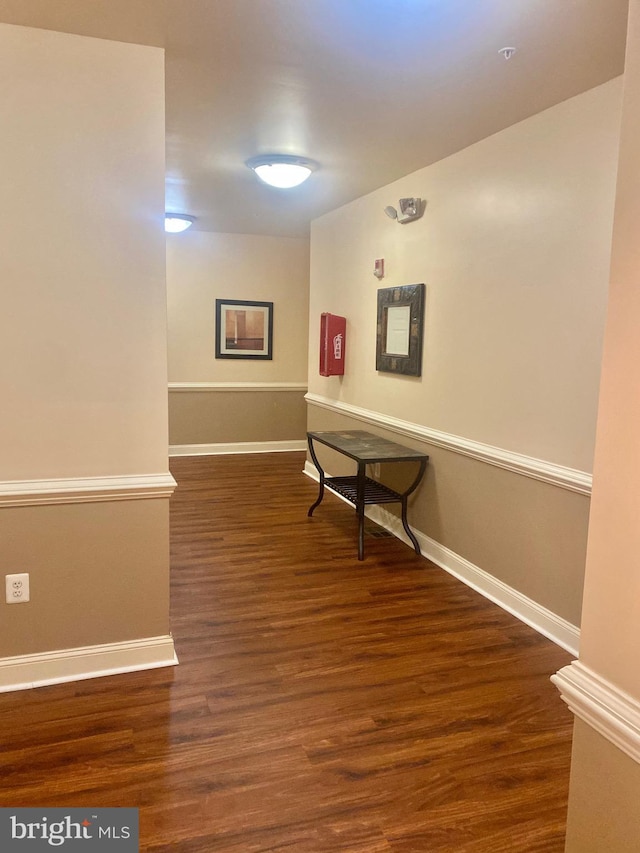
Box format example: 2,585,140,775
319,313,346,376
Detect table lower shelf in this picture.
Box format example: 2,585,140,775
325,475,402,505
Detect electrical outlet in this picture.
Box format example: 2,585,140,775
6,573,30,604
372,463,381,479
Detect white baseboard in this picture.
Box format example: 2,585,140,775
552,661,640,765
303,461,579,655
372,503,579,655
170,440,307,457
0,634,178,693
169,382,307,392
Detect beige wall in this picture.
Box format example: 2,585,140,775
309,78,621,472
167,230,309,382
578,5,640,700
308,79,622,628
167,230,309,446
564,2,640,848
0,25,168,481
565,721,640,852
307,405,590,626
0,500,169,657
0,25,171,661
169,388,307,446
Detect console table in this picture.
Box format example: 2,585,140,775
307,430,429,560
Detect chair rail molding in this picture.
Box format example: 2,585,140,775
0,473,177,507
552,661,640,765
305,393,591,495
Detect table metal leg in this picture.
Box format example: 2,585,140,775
399,459,427,555
307,437,325,517
356,461,366,560
401,497,421,554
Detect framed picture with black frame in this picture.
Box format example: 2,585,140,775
376,283,425,376
215,298,273,360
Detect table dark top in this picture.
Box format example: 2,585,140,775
307,430,429,463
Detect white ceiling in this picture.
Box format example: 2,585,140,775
0,0,629,237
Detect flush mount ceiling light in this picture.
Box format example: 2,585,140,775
498,46,517,60
165,214,195,233
246,155,318,189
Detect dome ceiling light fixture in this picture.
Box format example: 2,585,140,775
165,213,196,233
246,154,319,189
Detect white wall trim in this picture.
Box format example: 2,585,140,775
305,392,592,496
169,382,308,393
170,440,307,457
372,502,580,655
552,661,640,765
0,473,177,508
0,634,178,693
304,460,579,655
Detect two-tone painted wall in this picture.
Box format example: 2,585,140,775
556,2,640,847
0,25,175,688
167,230,310,455
306,77,623,651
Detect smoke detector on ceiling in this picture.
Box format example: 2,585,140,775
498,47,517,60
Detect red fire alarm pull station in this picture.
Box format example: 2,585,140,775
319,313,346,376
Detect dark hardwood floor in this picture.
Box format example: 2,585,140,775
0,452,574,852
